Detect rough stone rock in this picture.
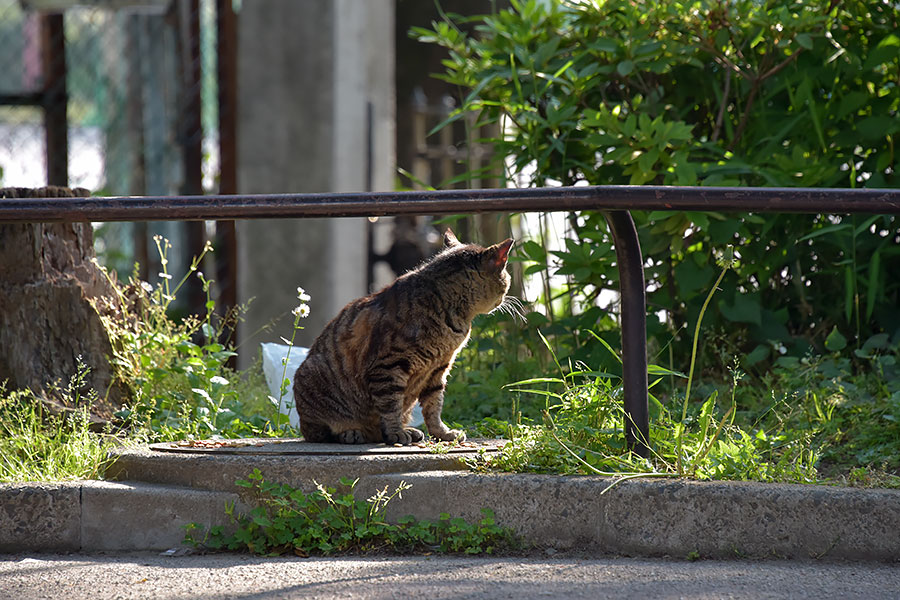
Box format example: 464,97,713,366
0,186,125,418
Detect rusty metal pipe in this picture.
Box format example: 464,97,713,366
605,211,650,458
1,185,899,223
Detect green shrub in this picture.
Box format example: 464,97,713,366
414,0,899,375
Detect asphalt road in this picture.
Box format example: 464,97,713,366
1,552,899,600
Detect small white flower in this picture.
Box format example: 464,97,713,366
297,287,311,302
158,273,172,280
140,281,153,293
292,304,310,318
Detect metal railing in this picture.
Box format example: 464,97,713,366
4,184,900,457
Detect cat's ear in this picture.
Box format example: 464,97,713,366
486,238,514,270
443,228,462,248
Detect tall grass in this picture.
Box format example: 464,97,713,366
469,252,822,486
0,238,286,483
0,368,113,483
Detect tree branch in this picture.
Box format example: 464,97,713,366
711,69,732,143
760,49,803,80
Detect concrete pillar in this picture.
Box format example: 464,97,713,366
236,0,395,367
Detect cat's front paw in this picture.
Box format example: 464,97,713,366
433,429,466,443
383,427,425,445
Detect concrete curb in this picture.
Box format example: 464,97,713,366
2,471,899,560
0,482,81,552
0,481,243,553
80,481,246,551
356,472,900,561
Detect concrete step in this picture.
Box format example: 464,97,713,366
2,439,899,561
104,438,498,492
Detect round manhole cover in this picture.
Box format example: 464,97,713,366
148,438,506,456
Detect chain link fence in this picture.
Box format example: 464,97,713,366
0,0,232,314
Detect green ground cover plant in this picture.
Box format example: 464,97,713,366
1,239,896,487
184,469,517,556
449,257,899,487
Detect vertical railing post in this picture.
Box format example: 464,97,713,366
177,0,205,315
40,13,67,187
604,210,650,458
216,0,239,364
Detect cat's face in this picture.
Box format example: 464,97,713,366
442,229,513,315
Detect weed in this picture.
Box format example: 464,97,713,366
184,469,517,556
267,287,311,433
0,364,114,483
96,237,293,441
412,0,900,487
733,347,900,477
468,259,821,486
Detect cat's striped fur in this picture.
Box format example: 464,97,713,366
293,229,514,445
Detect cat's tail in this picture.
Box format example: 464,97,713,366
298,419,338,443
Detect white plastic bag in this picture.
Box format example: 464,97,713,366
261,342,308,427
260,342,424,430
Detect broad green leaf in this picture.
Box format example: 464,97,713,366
674,260,714,296
795,33,813,50
192,388,212,402
616,60,634,76
590,39,618,53
862,333,890,353
719,294,762,327
824,326,847,352
858,116,899,141
521,240,546,261
743,344,770,367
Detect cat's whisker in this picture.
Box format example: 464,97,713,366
507,296,526,312
492,295,527,322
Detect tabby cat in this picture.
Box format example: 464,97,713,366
293,229,514,445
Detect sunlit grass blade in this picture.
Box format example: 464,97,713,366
587,330,622,364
